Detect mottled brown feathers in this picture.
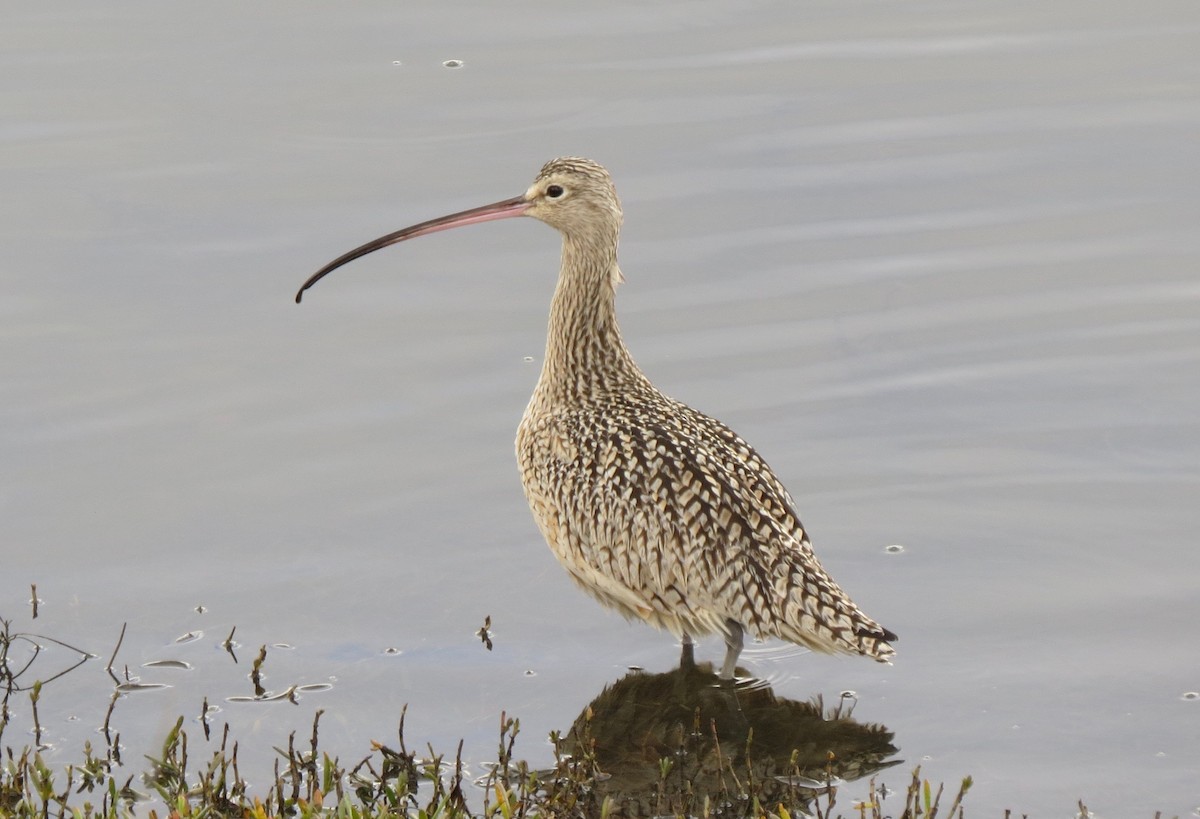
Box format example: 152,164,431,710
516,158,895,674
537,156,614,184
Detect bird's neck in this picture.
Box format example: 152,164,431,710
531,236,649,407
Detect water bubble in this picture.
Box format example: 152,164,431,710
884,544,905,554
1182,691,1199,701
524,669,537,676
273,643,294,650
443,59,463,68
195,605,207,614
391,60,402,66
523,356,535,362
382,647,402,656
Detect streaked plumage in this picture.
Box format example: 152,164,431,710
296,157,896,679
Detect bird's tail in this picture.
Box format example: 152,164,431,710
767,549,897,663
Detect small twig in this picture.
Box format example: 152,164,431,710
30,584,38,619
223,626,238,663
0,629,88,698
476,615,493,651
944,775,973,818
9,636,42,682
231,735,241,791
311,708,324,765
251,645,267,697
106,623,127,684
30,680,43,746
102,688,119,746
928,780,946,818
710,715,736,797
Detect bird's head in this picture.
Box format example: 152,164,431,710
295,156,622,303
522,157,623,241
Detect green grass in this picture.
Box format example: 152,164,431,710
2,703,972,819
0,592,1177,819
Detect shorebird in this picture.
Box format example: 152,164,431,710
296,157,896,680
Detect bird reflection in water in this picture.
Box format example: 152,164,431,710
546,658,899,817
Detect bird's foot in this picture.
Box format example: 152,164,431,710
719,620,744,680
679,633,696,671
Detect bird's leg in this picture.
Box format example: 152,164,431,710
719,621,744,681
679,632,695,671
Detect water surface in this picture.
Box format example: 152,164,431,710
2,2,1198,815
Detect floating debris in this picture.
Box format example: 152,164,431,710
142,659,192,670
476,615,494,651
115,681,170,693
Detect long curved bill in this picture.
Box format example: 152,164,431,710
295,194,531,303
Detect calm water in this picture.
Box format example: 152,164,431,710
3,2,1198,815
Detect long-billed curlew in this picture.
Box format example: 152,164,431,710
296,157,896,680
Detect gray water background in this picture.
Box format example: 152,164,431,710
2,2,1199,815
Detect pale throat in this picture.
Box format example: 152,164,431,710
532,233,646,403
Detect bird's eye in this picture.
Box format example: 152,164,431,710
546,184,565,199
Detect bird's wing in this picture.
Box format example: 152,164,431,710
528,396,893,656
